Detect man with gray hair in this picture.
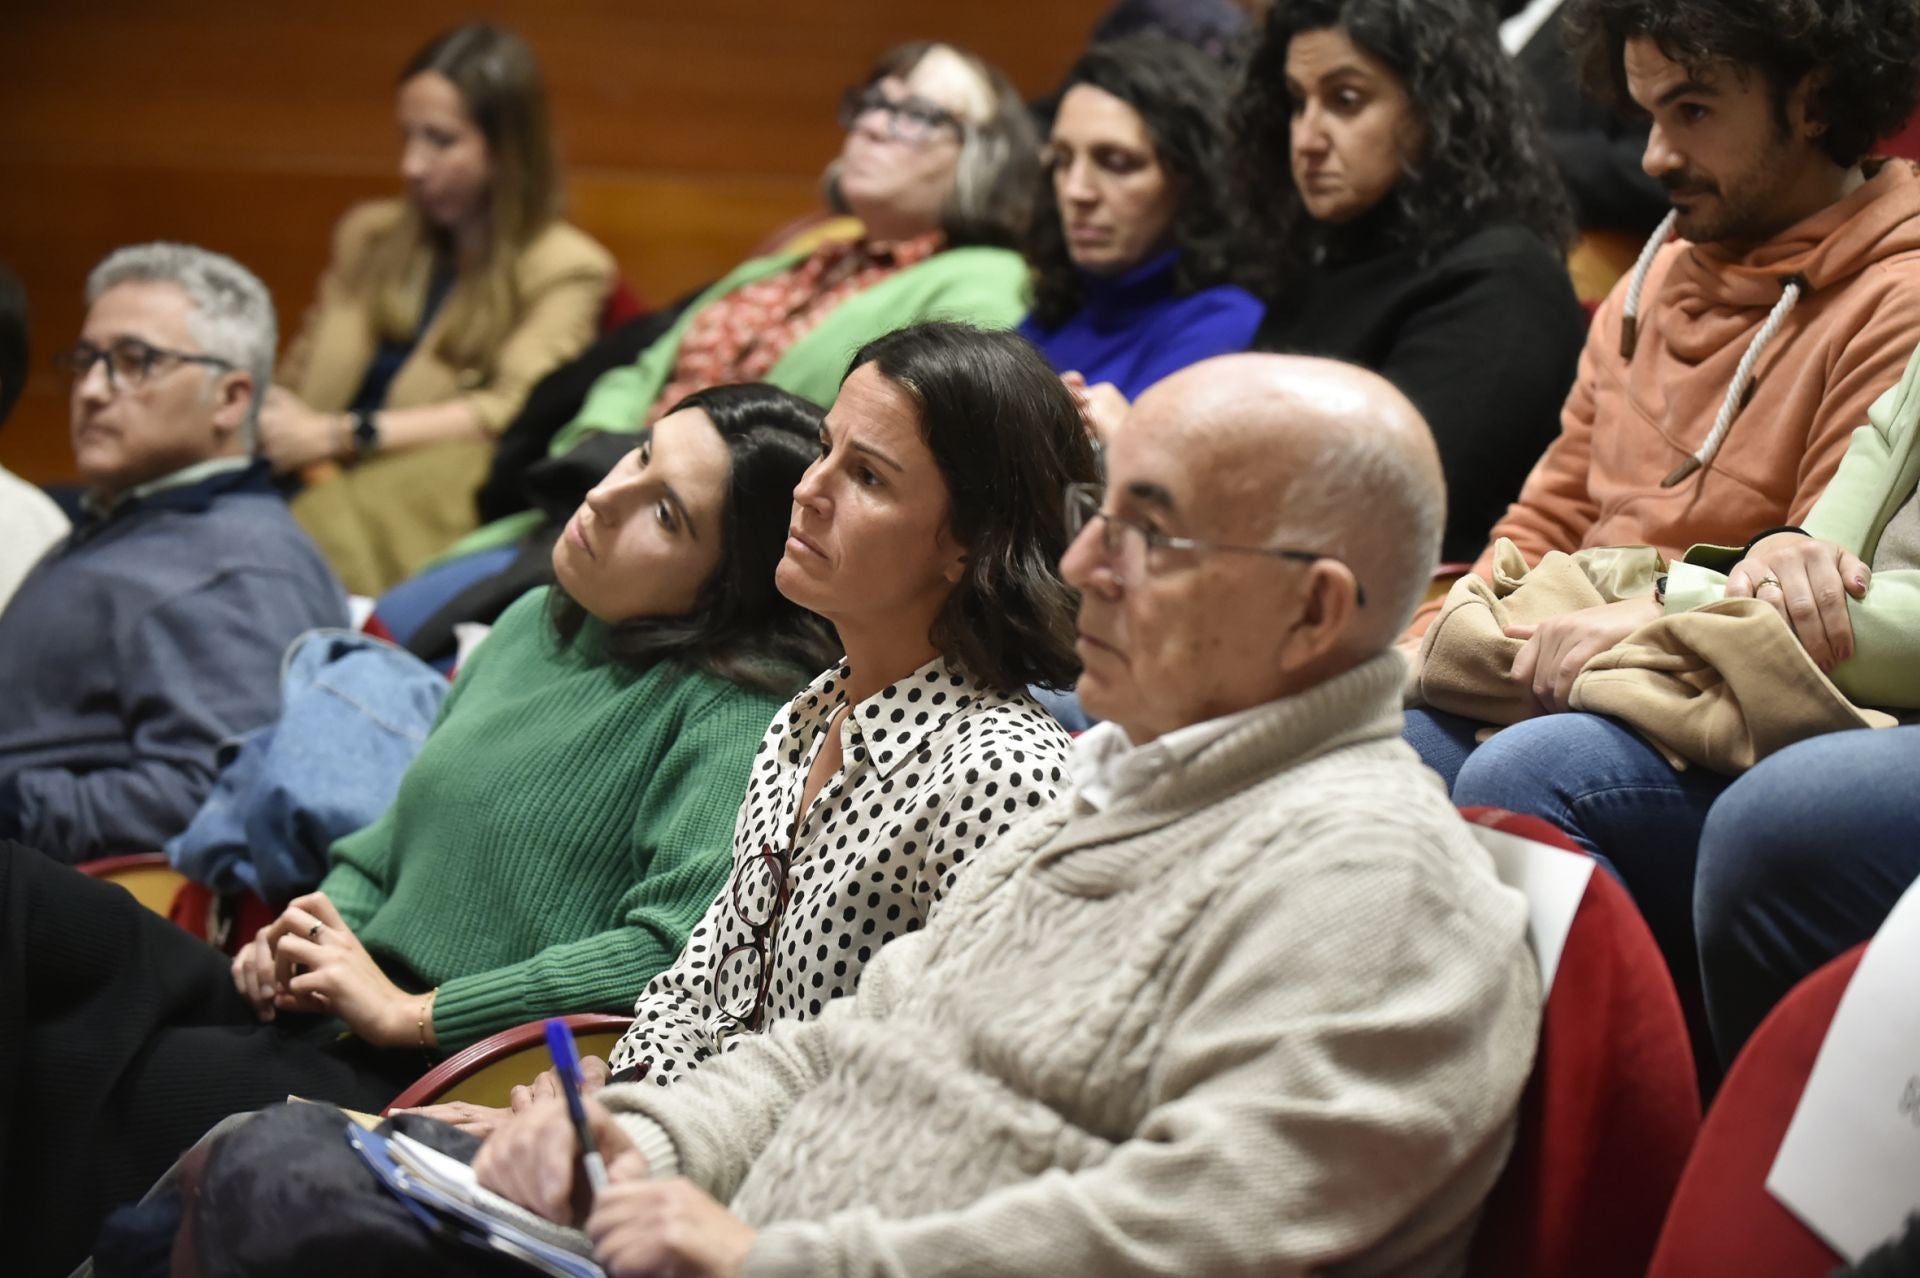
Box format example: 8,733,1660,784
463,353,1540,1277
0,243,345,863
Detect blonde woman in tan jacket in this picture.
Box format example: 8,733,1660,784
260,24,614,595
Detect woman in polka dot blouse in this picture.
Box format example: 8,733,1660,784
413,321,1101,1132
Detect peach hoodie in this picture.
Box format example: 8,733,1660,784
1410,160,1920,635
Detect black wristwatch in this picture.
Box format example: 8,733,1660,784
347,410,382,460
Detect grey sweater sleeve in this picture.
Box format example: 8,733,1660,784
4,571,310,859
597,926,933,1196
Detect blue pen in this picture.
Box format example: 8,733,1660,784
543,1018,609,1195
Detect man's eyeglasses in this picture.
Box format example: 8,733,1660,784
1064,482,1367,605
837,85,965,145
54,338,235,393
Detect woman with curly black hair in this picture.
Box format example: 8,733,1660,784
1018,34,1262,428
1240,0,1588,562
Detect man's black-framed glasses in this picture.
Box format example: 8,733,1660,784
1064,481,1367,606
712,843,792,1032
837,85,965,145
54,338,236,393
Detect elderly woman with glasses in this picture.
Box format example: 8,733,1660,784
432,40,1041,583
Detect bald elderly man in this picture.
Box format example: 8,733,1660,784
374,356,1543,1275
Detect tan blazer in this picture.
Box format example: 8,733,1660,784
281,200,615,594
280,198,615,432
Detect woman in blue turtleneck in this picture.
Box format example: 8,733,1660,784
1018,34,1260,418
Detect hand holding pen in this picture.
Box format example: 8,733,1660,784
545,1018,610,1194
472,1049,644,1224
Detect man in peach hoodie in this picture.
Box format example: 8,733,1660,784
1405,0,1920,1052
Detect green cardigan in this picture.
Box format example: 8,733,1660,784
443,244,1030,560
1666,338,1920,708
320,587,784,1049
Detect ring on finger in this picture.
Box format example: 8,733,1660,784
1756,574,1783,591
308,923,323,942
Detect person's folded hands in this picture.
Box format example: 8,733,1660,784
229,929,279,1021
1061,371,1129,445
264,891,428,1047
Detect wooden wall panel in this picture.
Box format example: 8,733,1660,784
0,0,1106,484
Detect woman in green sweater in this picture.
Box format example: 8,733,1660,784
0,383,840,1275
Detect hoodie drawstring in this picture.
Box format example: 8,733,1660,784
1661,273,1805,487
1619,209,1677,361
1615,208,1809,489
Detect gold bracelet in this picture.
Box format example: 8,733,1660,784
417,986,439,1052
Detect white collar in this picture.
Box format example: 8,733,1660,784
1069,700,1277,812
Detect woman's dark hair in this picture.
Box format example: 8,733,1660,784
1232,0,1575,296
1025,33,1248,330
844,322,1100,693
823,41,1042,249
1563,0,1920,168
549,384,839,695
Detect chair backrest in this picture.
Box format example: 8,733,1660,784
382,1013,634,1115
1644,946,1865,1277
1882,110,1920,163
75,852,190,920
1460,807,1702,1278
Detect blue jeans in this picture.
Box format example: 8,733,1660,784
1694,725,1920,1069
1400,707,1483,790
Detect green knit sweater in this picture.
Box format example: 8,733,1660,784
320,587,784,1050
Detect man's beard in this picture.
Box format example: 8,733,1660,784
1662,149,1795,247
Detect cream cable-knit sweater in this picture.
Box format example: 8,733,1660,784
599,652,1540,1277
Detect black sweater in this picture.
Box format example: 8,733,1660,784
1255,223,1587,563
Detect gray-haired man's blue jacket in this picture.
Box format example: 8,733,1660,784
0,461,346,861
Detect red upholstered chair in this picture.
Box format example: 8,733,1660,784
1643,946,1866,1277
1881,112,1920,163
382,1012,633,1116
1460,807,1702,1278
76,852,193,923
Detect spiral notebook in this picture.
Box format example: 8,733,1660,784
346,1122,604,1278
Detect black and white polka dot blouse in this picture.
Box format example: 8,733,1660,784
606,654,1069,1084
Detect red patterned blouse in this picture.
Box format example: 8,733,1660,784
645,232,945,424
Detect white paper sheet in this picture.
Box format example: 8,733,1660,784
1766,877,1920,1262
1469,825,1595,997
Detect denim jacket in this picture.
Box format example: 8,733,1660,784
165,630,447,904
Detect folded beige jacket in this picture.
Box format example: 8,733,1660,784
1409,538,1894,774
